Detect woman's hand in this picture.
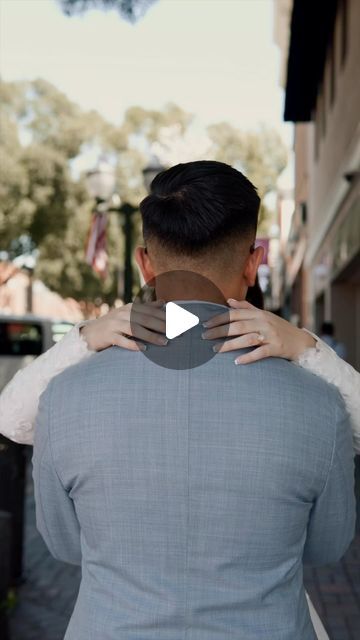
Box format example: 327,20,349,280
202,299,317,365
80,300,167,352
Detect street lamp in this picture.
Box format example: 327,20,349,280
13,253,37,314
85,156,164,304
85,159,116,202
142,155,165,192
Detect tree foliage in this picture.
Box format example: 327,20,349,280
207,122,287,229
207,122,286,198
0,79,124,303
58,0,157,23
0,77,287,305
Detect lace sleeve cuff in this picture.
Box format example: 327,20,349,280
296,329,325,368
65,321,96,359
296,328,360,453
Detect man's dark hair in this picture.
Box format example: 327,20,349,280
140,160,260,254
321,321,335,336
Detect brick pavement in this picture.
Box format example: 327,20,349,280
9,458,360,640
304,534,360,640
9,461,80,640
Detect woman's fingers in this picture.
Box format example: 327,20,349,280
131,310,166,334
202,297,317,364
203,307,257,329
112,302,166,338
203,319,262,340
235,344,271,365
81,301,167,352
227,298,256,310
111,334,145,351
129,302,166,321
202,312,229,329
214,333,265,353
111,302,167,349
120,323,168,346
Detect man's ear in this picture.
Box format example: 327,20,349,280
243,245,264,287
135,246,155,284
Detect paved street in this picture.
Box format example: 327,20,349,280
9,457,360,640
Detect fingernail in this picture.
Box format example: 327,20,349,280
228,298,236,304
235,358,242,365
202,321,210,328
201,332,209,339
158,337,168,345
140,344,147,351
212,344,220,353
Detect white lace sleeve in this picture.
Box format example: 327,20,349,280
296,329,360,453
0,322,95,445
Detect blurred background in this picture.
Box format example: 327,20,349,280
0,1,359,639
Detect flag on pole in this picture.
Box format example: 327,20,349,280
85,212,108,279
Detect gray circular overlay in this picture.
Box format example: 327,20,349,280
130,271,230,370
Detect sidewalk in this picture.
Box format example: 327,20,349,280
304,455,360,638
9,459,360,640
9,462,80,640
304,536,360,640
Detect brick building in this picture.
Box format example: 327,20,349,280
0,261,84,323
275,0,360,370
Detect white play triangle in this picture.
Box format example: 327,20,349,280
165,302,199,340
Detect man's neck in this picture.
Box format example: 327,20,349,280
155,288,227,305
153,273,244,305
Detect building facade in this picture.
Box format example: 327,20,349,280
0,261,84,322
275,0,360,369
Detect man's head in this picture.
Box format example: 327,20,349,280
135,160,263,301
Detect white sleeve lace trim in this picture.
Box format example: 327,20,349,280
296,329,360,454
0,322,95,445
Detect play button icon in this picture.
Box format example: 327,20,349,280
165,302,199,339
130,270,230,370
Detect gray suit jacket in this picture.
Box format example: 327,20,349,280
33,302,355,640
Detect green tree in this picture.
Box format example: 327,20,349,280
0,78,287,305
0,79,125,304
0,81,192,304
0,81,31,245
207,122,287,230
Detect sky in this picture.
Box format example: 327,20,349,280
0,0,292,148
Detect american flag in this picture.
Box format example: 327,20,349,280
85,212,108,279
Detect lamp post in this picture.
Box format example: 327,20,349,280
13,254,37,314
142,155,165,192
85,157,164,304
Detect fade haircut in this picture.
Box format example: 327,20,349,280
140,160,260,256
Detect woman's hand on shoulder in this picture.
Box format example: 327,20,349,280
202,299,316,365
80,300,167,352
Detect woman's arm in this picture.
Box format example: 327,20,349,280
203,299,360,453
297,329,360,453
0,323,94,444
0,302,166,445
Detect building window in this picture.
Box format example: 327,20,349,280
339,0,348,66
